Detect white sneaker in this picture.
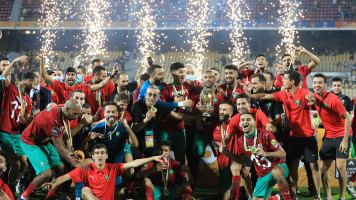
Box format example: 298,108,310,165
347,180,356,198
15,181,25,194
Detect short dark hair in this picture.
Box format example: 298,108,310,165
220,102,234,112
93,66,106,75
104,101,119,111
255,54,266,61
203,70,215,76
224,64,238,72
209,67,220,74
22,71,37,81
77,65,86,74
91,59,101,66
159,141,172,150
282,54,291,60
263,71,275,82
72,89,84,96
285,70,301,86
331,77,343,83
252,74,266,83
313,73,327,83
148,65,163,75
82,103,91,109
236,93,250,104
0,57,10,62
170,62,185,73
140,73,150,82
114,92,130,103
92,143,108,154
30,68,39,73
241,112,255,120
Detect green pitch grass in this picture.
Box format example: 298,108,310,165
15,187,355,199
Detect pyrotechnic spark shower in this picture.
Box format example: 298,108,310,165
226,0,250,65
80,0,111,57
185,0,210,80
133,0,159,73
275,0,302,57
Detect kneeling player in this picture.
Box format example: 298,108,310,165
237,112,291,200
138,142,193,200
47,144,163,200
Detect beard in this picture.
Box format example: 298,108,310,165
153,77,161,85
106,116,117,124
219,114,229,123
25,84,33,93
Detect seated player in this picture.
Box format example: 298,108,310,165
47,144,164,200
234,112,291,200
138,142,193,200
0,154,14,200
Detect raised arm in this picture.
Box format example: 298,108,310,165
296,46,320,71
38,54,54,86
90,68,118,92
169,111,201,121
123,155,163,170
121,119,139,147
249,93,275,101
2,55,28,87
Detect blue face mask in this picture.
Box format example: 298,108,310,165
76,74,83,83
53,76,62,82
186,75,195,81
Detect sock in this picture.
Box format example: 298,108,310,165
75,182,83,198
145,186,154,200
182,188,193,200
278,183,291,200
22,182,40,199
350,172,356,182
126,180,135,193
46,186,59,199
231,176,241,200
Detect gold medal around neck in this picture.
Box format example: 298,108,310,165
250,147,257,154
163,189,170,196
151,107,157,113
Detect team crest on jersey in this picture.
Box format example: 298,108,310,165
46,108,52,112
342,99,345,104
296,99,300,104
232,94,237,98
51,91,54,95
52,127,59,136
143,164,148,168
213,98,218,103
116,131,119,136
105,175,109,180
324,103,328,107
40,162,44,167
271,139,278,148
169,169,174,175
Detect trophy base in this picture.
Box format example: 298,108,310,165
202,113,211,117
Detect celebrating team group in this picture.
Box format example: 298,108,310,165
0,46,355,200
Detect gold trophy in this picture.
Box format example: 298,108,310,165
200,88,214,117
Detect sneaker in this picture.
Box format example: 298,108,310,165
314,195,321,200
347,180,356,198
15,181,25,194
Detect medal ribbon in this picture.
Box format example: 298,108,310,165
119,111,124,121
103,120,119,140
91,79,102,106
243,128,257,152
225,82,238,97
60,108,73,152
172,83,184,97
18,86,26,118
221,124,229,140
162,158,170,190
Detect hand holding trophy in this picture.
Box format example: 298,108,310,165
200,88,214,117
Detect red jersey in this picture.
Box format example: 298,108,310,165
237,129,284,177
218,82,245,104
0,178,14,200
275,65,311,89
160,82,192,132
52,80,92,104
133,86,141,103
41,82,58,104
95,106,132,125
213,122,233,168
21,107,65,146
273,88,314,137
141,159,186,187
84,74,115,100
313,90,352,138
84,79,112,115
0,82,31,134
241,69,255,82
69,162,125,200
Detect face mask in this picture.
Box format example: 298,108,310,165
186,75,195,81
54,76,62,82
76,74,83,83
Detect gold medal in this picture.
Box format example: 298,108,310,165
250,147,256,154
151,107,157,113
163,189,170,196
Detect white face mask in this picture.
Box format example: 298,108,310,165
186,75,195,81
53,76,62,82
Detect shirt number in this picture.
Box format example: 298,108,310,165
251,154,272,169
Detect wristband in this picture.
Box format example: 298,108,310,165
178,102,184,107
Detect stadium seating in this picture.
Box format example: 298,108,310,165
0,0,13,21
